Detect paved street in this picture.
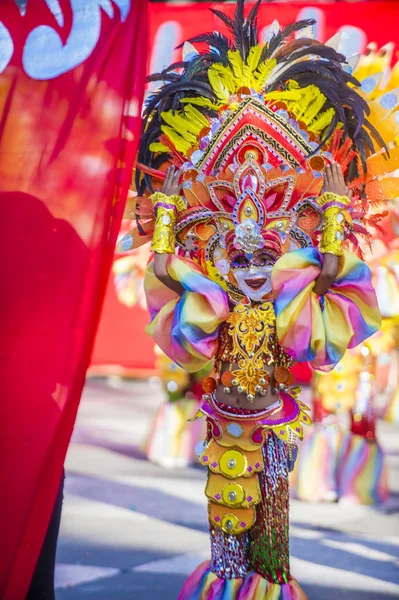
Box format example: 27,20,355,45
56,378,399,600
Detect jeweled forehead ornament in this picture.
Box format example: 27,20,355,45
233,219,265,254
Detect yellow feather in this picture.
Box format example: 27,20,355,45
208,67,230,102
265,89,303,103
243,63,251,88
308,108,335,134
266,84,329,130
161,111,200,138
149,142,170,153
294,86,314,120
246,46,262,88
181,97,221,110
247,45,262,73
253,58,277,92
160,125,193,154
210,64,236,94
221,66,238,94
183,105,210,129
228,50,245,83
303,89,327,125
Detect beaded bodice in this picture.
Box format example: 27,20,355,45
213,300,294,402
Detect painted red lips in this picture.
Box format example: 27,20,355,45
244,277,267,290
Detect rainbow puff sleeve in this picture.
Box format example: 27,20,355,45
145,255,229,372
272,248,381,371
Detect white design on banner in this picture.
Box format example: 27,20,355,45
45,0,64,27
297,7,324,41
148,21,182,91
14,0,65,24
22,0,131,80
338,26,367,59
12,0,27,15
0,22,13,74
98,0,114,19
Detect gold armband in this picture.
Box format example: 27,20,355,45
149,192,186,255
319,206,346,256
151,205,176,254
317,192,351,210
150,191,187,212
318,193,352,256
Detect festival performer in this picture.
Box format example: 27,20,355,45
294,341,390,506
119,0,399,596
144,350,209,468
291,363,349,504
336,342,390,505
374,218,399,424
335,241,399,505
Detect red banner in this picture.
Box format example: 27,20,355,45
0,1,147,597
91,251,157,376
149,1,399,76
92,1,398,381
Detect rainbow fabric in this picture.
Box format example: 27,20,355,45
292,423,342,502
178,562,307,600
372,250,399,319
384,385,399,424
272,248,381,371
337,433,389,505
144,398,206,468
145,255,229,372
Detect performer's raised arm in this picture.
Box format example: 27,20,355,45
152,165,184,296
314,163,350,295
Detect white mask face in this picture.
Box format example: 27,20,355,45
233,264,273,301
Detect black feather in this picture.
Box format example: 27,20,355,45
247,0,262,27
210,9,234,33
277,44,345,66
263,19,315,62
247,0,262,46
363,117,387,151
146,73,180,84
177,31,231,60
233,0,249,60
273,37,320,61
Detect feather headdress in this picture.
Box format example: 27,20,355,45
121,0,399,292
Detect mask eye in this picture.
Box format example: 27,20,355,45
231,254,250,269
254,252,274,267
